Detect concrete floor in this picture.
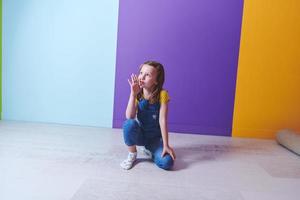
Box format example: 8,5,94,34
0,120,299,200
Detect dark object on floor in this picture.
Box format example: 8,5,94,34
276,129,300,156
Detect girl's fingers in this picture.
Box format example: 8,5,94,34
171,151,176,160
161,150,166,158
168,150,174,160
166,149,176,160
133,75,139,84
131,74,138,84
129,73,139,87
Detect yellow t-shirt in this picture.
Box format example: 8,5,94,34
136,90,170,104
159,90,170,104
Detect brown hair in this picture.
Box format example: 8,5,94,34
137,61,165,104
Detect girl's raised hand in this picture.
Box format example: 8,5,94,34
128,73,141,96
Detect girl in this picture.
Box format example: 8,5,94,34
120,61,176,170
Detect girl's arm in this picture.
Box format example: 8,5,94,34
126,92,137,119
159,102,176,160
125,74,140,119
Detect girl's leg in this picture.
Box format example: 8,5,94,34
123,119,145,147
121,119,144,170
146,138,174,170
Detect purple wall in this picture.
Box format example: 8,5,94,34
113,0,244,136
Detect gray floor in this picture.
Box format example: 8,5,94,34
0,121,299,200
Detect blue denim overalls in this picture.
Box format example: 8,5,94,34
123,99,174,170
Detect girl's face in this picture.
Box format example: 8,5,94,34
138,64,158,90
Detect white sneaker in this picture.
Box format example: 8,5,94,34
140,146,152,159
120,152,137,170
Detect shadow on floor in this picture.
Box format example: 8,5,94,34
172,143,250,171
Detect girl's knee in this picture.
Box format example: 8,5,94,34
155,155,174,170
123,119,138,130
123,119,139,146
123,119,139,135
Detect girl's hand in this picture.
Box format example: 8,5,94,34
127,73,141,96
161,145,176,160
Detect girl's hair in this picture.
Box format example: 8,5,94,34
137,61,165,104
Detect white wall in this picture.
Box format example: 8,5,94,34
3,0,119,127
